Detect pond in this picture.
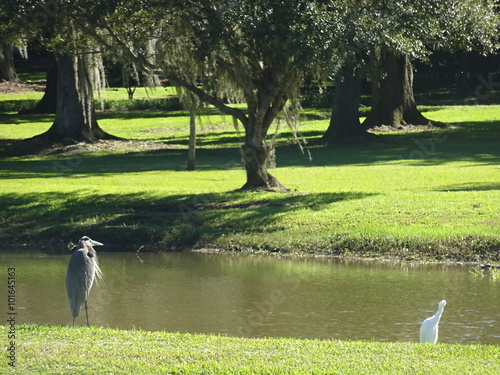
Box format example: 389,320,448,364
1,251,499,344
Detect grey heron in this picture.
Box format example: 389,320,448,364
65,236,103,327
419,300,446,343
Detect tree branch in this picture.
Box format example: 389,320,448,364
166,73,248,129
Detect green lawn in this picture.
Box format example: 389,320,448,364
2,325,499,374
0,90,499,260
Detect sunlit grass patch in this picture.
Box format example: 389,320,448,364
2,325,499,375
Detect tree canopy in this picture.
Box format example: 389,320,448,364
84,0,341,189
321,0,499,141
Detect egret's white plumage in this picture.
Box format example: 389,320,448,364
420,300,446,343
65,236,103,326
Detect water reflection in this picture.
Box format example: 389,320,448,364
1,252,498,344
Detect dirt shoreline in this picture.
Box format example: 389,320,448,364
4,240,499,266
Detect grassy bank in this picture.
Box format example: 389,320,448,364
1,325,499,374
0,89,500,261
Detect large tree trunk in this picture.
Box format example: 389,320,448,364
6,54,118,155
43,54,116,142
239,91,287,191
322,64,369,145
0,44,19,82
363,52,439,128
27,52,57,114
241,137,285,191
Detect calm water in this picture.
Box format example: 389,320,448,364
1,252,499,344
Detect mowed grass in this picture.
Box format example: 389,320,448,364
0,90,499,259
2,325,499,375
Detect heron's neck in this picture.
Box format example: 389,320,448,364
435,307,444,319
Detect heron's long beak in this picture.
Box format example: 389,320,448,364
91,240,104,246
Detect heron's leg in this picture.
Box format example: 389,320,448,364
72,316,75,327
85,300,89,327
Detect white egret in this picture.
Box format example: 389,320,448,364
419,300,446,343
65,236,103,326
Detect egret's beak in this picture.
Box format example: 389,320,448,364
90,240,104,246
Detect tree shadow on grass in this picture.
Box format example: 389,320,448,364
1,124,499,180
295,120,500,168
2,116,499,177
0,147,244,180
0,112,55,124
0,190,377,253
164,131,243,148
434,182,500,192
